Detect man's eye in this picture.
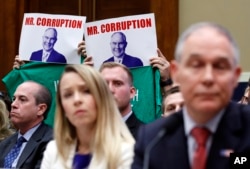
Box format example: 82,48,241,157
190,60,202,68
214,62,230,70
166,105,175,111
114,81,122,86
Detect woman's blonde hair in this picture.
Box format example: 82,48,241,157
54,64,135,169
0,100,14,141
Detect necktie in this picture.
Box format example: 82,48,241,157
4,136,26,168
42,53,49,62
191,127,210,169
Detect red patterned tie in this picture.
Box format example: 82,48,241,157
191,127,210,169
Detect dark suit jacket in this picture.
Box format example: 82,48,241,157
132,102,250,169
126,112,144,139
0,122,53,169
103,53,143,68
30,49,67,63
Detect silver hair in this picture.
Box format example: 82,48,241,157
174,22,240,64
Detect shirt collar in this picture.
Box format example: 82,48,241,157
122,111,133,122
183,106,225,136
18,123,41,141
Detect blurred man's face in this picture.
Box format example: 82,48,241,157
110,33,127,58
10,82,44,129
42,29,57,52
162,92,184,117
171,27,241,123
100,67,135,116
238,89,250,105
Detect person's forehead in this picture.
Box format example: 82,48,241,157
165,92,184,104
15,82,38,95
111,33,123,41
181,27,234,60
44,29,56,37
101,67,128,79
187,27,228,44
60,72,86,90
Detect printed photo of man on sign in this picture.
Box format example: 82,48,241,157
84,13,158,69
19,13,86,64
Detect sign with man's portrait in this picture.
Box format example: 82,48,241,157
84,13,158,69
19,13,86,64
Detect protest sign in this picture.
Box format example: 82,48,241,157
84,13,157,69
19,13,86,64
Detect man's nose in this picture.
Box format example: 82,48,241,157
203,65,214,80
11,99,18,108
175,105,181,112
108,83,115,93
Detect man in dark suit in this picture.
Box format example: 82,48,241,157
0,81,53,169
30,28,66,63
103,32,143,68
132,22,250,169
100,62,144,139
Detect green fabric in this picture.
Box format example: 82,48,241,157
131,66,162,123
2,62,162,126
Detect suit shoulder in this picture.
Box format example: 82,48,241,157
31,49,43,54
125,54,141,60
125,54,143,65
0,133,16,146
228,102,250,119
142,117,169,135
130,112,144,125
103,57,113,63
33,123,53,140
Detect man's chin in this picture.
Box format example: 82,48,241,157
194,104,221,114
44,47,52,51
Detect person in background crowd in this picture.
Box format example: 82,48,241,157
149,48,173,92
0,91,16,130
132,22,250,169
99,62,144,139
41,64,135,169
238,86,250,105
161,85,184,117
238,77,250,105
0,91,12,114
0,81,53,169
0,100,14,142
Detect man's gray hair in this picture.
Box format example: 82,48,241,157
174,22,240,64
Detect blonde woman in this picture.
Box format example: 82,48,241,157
0,100,14,142
41,64,135,169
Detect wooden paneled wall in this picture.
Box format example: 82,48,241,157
0,0,178,91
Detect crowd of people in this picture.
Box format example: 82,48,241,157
0,21,250,169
